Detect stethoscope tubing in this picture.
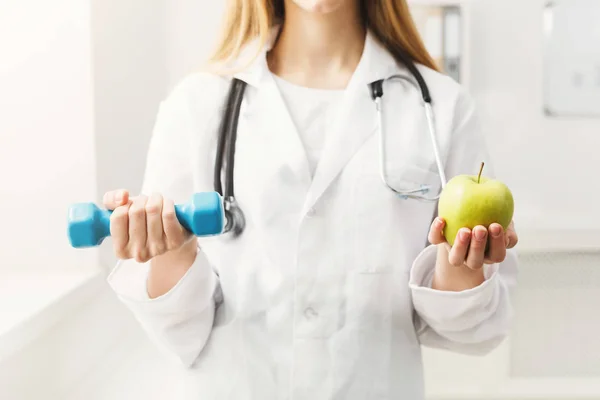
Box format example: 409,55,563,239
215,62,443,235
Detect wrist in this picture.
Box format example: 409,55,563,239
431,245,485,292
147,240,198,299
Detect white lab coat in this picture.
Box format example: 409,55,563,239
108,28,518,399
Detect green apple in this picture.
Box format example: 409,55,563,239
438,162,514,246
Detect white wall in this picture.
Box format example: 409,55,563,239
91,0,170,269
465,0,600,231
92,0,226,270
165,0,225,89
92,0,168,197
0,0,98,273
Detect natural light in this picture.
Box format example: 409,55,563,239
2,1,600,399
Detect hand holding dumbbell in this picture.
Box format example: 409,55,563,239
67,190,225,261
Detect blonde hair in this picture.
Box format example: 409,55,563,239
208,0,439,73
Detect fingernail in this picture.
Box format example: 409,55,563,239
474,228,487,241
115,190,124,203
490,225,502,237
436,217,444,227
459,229,470,241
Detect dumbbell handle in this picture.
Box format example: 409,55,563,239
67,192,225,248
74,204,191,238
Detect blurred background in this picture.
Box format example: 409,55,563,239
1,0,599,399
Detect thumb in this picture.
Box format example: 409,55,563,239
103,189,129,210
428,217,447,245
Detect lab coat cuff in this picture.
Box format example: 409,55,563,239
107,245,218,316
409,245,500,331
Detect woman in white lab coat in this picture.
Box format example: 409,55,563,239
105,0,519,398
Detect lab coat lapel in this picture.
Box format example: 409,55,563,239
302,33,398,214
233,28,313,197
252,72,312,187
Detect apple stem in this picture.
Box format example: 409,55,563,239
478,162,485,184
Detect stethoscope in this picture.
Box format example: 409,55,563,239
215,61,447,237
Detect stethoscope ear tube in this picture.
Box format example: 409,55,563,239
215,55,442,239
368,63,445,201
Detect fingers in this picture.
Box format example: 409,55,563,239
103,190,129,210
448,228,471,266
485,223,506,264
506,222,519,249
441,221,518,269
129,195,149,262
146,193,165,257
465,226,487,269
106,190,185,262
162,198,186,250
506,231,519,249
110,202,131,259
428,217,446,245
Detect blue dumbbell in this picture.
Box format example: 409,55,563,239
67,192,225,248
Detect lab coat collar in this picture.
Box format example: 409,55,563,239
232,25,401,87
231,25,405,216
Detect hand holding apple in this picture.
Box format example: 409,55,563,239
428,163,518,270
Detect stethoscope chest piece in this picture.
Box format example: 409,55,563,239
223,196,245,237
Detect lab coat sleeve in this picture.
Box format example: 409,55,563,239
409,87,518,355
106,74,222,367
